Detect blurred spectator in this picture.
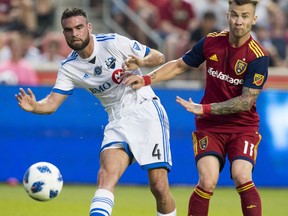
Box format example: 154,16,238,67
187,0,228,30
255,0,279,30
21,30,42,64
34,0,56,37
111,0,129,28
39,32,68,64
187,11,219,49
0,32,10,62
253,25,284,67
128,0,168,46
0,0,36,34
0,30,42,64
0,31,39,85
269,8,288,67
157,0,197,60
181,11,219,83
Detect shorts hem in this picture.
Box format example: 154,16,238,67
141,162,172,172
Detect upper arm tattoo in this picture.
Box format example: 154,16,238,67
211,87,261,115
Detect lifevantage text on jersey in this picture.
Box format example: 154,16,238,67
207,67,244,85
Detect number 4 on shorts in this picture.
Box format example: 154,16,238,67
152,144,161,160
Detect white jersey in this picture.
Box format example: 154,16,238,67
53,33,156,120
52,33,172,170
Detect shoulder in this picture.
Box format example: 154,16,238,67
94,33,131,50
203,31,228,47
247,37,269,59
206,31,229,40
95,33,117,42
61,51,78,66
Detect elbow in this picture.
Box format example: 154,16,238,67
47,106,58,114
240,100,255,112
46,110,56,115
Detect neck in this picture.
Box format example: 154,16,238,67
229,33,251,48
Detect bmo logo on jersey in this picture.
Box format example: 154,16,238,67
89,82,111,94
112,69,127,84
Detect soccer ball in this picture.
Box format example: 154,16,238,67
23,162,63,201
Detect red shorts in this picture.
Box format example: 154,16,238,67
192,130,262,171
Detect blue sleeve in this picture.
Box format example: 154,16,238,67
52,88,73,95
244,56,269,89
144,47,151,57
182,37,206,68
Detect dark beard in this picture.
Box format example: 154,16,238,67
67,35,90,51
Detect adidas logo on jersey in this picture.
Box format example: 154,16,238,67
83,73,91,79
209,54,218,62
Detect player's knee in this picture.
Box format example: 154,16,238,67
199,177,217,192
150,180,169,198
232,172,252,186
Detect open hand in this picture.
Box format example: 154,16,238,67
15,88,37,112
176,96,204,115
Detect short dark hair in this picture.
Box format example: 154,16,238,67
61,8,88,22
228,0,259,7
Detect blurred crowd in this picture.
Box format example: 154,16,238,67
0,0,287,86
0,0,71,86
112,0,288,67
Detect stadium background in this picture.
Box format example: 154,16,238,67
1,0,288,188
1,86,288,187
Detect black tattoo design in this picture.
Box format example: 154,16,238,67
211,87,261,115
150,72,156,80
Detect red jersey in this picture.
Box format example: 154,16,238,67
182,31,269,133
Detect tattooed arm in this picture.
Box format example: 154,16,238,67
176,87,261,115
210,87,261,114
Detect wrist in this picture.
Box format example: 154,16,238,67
142,75,151,86
202,104,211,114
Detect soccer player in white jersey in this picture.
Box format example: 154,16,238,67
15,8,176,216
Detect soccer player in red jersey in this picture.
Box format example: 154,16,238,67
124,0,268,215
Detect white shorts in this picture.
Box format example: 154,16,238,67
101,98,172,171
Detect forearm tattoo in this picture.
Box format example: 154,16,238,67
150,72,156,80
211,87,261,115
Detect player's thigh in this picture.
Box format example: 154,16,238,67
197,155,220,188
192,131,225,170
227,131,262,167
231,159,253,186
98,148,130,188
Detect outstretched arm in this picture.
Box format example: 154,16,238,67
176,86,261,115
15,88,68,114
123,58,191,89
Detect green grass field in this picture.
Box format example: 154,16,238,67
1,183,287,216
